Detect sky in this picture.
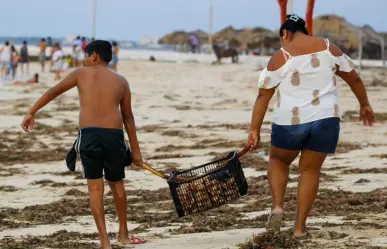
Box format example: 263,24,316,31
0,0,385,40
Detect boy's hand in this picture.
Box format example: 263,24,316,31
21,113,35,132
132,152,143,167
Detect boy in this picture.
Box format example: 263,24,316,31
21,40,143,249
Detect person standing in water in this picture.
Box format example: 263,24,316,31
247,15,375,238
38,38,47,72
10,45,20,79
110,41,119,72
21,40,142,249
20,41,29,75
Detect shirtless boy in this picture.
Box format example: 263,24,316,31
21,40,143,249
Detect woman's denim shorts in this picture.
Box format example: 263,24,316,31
271,117,340,154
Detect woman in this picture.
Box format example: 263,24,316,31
247,14,375,237
110,41,119,71
51,43,64,81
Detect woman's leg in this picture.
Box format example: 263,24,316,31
269,146,300,211
266,146,299,231
294,149,327,236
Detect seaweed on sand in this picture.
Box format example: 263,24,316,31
238,230,302,249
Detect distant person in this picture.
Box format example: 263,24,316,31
189,34,199,53
38,38,47,72
20,41,29,75
47,36,53,47
82,37,88,52
247,14,374,238
21,40,143,249
12,73,39,85
73,36,83,67
110,41,119,72
0,41,11,80
10,45,20,79
63,55,73,70
51,43,64,81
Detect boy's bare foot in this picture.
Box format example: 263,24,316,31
101,240,112,249
117,233,146,245
117,234,130,245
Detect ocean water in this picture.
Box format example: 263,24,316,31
0,36,177,52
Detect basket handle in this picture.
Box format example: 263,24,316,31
142,162,170,180
237,145,251,158
142,162,186,182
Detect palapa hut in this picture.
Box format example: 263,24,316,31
158,29,208,45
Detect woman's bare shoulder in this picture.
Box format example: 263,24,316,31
267,50,287,71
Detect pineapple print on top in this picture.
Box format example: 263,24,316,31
311,54,320,68
276,90,281,108
291,70,300,86
312,89,320,106
291,107,300,125
332,65,337,86
262,76,271,88
334,104,339,117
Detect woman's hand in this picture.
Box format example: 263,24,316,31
247,130,260,150
360,105,375,127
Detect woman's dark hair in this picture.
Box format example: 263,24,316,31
279,14,308,37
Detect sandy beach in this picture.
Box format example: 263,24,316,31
1,57,387,249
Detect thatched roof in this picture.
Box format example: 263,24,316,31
236,27,280,49
158,29,208,45
158,14,385,58
313,15,385,57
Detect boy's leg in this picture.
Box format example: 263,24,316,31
87,178,112,249
80,138,112,249
108,180,129,243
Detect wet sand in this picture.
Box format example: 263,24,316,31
1,61,387,249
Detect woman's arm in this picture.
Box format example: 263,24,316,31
248,51,285,148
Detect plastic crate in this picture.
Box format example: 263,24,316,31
167,151,248,217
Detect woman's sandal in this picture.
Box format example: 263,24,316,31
265,211,284,232
294,230,311,240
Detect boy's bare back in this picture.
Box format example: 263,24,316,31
76,66,127,129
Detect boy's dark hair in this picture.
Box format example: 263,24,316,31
85,40,112,63
41,38,46,42
5,41,9,46
279,14,309,37
23,40,27,45
112,41,118,46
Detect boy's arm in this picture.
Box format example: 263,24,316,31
120,78,142,167
27,69,79,115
